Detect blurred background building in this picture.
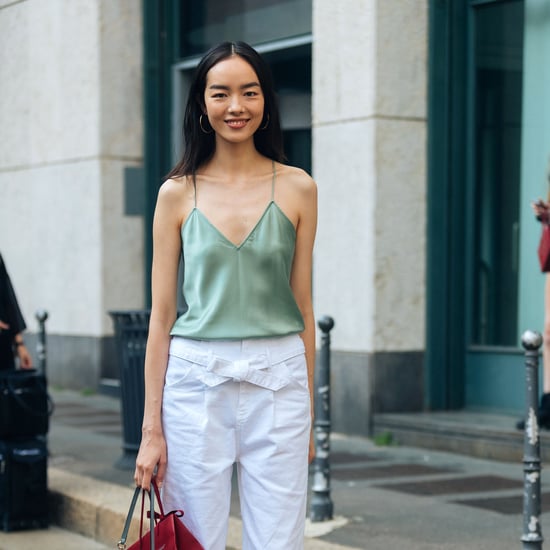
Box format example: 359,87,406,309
1,0,549,436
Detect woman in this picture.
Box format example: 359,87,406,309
134,41,317,550
518,197,550,429
0,252,33,370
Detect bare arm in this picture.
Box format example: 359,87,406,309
289,174,318,462
14,333,33,368
134,179,187,489
0,325,33,369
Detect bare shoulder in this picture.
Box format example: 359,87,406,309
158,176,194,207
275,163,317,199
155,176,195,225
158,175,193,202
273,163,317,228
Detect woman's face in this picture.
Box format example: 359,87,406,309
203,55,265,143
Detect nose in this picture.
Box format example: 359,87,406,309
228,96,243,114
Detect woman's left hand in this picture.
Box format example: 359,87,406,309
532,199,549,223
17,344,33,369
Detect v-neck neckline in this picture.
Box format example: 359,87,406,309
193,201,275,250
190,160,277,250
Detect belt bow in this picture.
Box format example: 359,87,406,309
196,355,291,391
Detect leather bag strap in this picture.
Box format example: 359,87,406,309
118,486,141,549
151,479,165,517
149,484,155,550
117,485,156,550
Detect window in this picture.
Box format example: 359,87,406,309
178,0,312,58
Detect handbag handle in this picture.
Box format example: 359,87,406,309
118,484,156,550
150,479,165,518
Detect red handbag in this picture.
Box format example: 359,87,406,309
539,223,550,272
118,480,204,550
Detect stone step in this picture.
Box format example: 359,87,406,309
373,410,550,462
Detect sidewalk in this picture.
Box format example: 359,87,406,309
0,388,547,549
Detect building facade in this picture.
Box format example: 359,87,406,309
0,0,547,435
0,0,144,388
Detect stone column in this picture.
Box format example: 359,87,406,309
0,0,144,388
312,0,428,432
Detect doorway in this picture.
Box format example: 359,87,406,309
426,0,525,412
464,0,524,411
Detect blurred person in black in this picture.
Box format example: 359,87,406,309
0,252,32,370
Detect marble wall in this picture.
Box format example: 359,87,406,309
0,0,143,386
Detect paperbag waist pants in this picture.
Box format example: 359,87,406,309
162,334,311,550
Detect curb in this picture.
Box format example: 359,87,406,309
48,467,359,550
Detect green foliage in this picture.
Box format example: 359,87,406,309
373,431,394,446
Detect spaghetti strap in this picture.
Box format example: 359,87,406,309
192,172,197,207
271,160,276,201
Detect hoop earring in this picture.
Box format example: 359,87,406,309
260,113,270,131
199,114,213,134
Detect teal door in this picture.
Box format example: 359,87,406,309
464,0,526,412
426,0,533,412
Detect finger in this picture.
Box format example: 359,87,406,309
156,461,167,489
141,471,151,491
133,467,140,486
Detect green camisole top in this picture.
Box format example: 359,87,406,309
170,164,305,340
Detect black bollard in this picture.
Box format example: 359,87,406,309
521,330,544,550
310,315,335,522
35,310,49,376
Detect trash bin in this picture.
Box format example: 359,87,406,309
109,310,150,470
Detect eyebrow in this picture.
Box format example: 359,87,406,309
207,82,261,91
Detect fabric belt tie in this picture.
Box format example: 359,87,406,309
197,355,291,391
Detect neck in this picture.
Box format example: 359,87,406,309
206,139,267,177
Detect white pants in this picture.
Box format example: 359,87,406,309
161,334,311,550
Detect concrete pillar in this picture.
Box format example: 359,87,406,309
0,0,144,388
312,0,428,432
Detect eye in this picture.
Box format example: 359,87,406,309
212,92,227,99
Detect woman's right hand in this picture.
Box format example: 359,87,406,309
134,428,167,491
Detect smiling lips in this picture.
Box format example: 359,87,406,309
225,119,248,128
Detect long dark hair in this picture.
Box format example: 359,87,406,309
166,42,285,179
